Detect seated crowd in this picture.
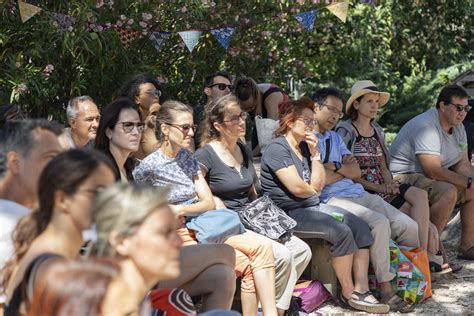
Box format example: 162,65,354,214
0,71,472,316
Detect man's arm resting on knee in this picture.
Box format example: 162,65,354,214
418,153,472,188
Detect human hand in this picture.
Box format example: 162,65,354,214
304,131,319,156
342,154,356,164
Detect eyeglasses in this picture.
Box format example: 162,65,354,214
208,83,232,91
165,123,197,136
223,112,248,124
297,117,316,126
320,103,344,119
77,187,105,197
142,89,162,98
117,122,145,133
448,103,471,113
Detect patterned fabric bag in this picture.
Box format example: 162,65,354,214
238,195,296,242
389,240,431,304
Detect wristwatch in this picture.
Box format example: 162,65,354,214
334,161,342,172
311,153,321,161
468,176,472,189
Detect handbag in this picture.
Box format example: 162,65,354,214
186,209,245,244
388,240,431,304
254,116,279,154
290,280,333,313
238,195,296,241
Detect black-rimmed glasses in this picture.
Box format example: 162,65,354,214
117,122,145,133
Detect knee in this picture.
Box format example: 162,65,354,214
444,185,458,203
412,187,428,201
217,244,237,268
371,217,391,235
274,247,292,269
336,224,355,243
207,264,237,295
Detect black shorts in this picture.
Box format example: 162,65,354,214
389,183,411,209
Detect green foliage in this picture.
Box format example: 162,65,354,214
0,0,473,130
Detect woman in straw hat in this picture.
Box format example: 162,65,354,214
336,80,432,257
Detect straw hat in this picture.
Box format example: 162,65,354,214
346,80,390,114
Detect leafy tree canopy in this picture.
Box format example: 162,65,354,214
1,0,472,130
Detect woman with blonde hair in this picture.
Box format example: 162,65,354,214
91,183,237,313
134,100,278,316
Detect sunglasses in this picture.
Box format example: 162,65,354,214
208,83,232,91
117,122,145,133
223,112,248,124
165,123,197,135
448,103,471,113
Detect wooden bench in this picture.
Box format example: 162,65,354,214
301,238,338,296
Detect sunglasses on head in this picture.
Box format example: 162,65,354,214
208,83,232,91
447,102,472,113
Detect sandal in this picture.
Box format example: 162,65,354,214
349,291,390,314
381,294,415,313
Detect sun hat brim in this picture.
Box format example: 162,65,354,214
346,89,390,114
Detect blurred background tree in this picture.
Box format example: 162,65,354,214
0,0,472,130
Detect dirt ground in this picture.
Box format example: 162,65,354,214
312,249,474,315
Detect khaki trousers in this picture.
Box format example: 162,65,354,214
327,193,420,283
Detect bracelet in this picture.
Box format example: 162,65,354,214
468,176,472,189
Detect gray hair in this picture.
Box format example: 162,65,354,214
0,119,62,178
66,96,95,119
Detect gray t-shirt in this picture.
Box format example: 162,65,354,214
389,108,467,174
260,136,320,211
195,143,258,210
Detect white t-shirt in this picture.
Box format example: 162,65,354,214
390,108,467,174
0,199,29,304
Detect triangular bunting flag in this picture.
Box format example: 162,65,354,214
294,10,317,32
210,27,235,50
18,0,42,23
115,28,140,49
326,2,349,23
178,30,202,53
53,13,76,32
149,32,171,52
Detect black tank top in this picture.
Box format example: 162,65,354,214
4,253,62,316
